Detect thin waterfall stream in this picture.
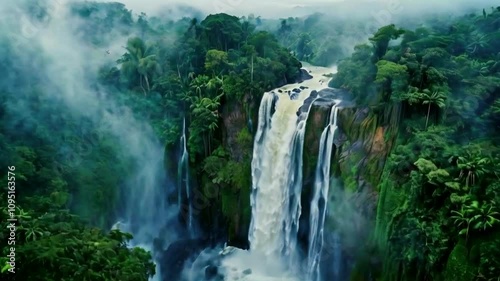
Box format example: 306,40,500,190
307,102,341,281
178,117,192,237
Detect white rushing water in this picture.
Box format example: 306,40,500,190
218,63,334,280
307,102,340,281
178,117,192,237
250,64,335,256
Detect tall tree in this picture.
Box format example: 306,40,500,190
369,24,405,60
420,89,447,129
118,37,160,95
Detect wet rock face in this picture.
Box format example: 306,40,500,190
296,88,353,117
295,68,313,83
337,104,399,194
222,99,248,162
205,265,219,280
159,238,212,281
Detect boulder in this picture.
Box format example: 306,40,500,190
159,238,211,281
205,265,218,280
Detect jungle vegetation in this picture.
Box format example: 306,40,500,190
0,1,499,280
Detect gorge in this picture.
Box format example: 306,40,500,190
1,1,499,281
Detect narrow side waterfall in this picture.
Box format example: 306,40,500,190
178,117,192,236
307,103,340,281
283,96,320,262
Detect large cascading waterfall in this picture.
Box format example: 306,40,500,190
178,117,192,236
246,63,336,276
307,102,340,281
250,90,306,258
250,91,319,262
218,63,338,281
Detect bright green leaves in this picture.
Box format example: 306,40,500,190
369,24,405,59
451,201,500,239
0,259,11,273
427,169,450,186
205,49,229,75
414,158,438,174
456,149,491,187
341,7,500,281
329,44,376,102
445,181,463,192
118,37,160,95
0,207,155,281
420,89,447,129
375,60,408,84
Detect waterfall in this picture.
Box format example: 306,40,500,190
250,90,306,257
282,96,320,263
307,102,340,281
178,117,192,236
250,92,316,256
220,63,336,281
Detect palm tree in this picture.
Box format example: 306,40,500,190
457,150,490,187
451,201,499,242
189,75,209,98
466,31,491,54
118,37,160,95
190,94,222,155
207,75,224,96
420,89,447,129
402,86,422,104
21,222,44,241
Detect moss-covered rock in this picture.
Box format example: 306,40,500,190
445,243,475,281
336,104,399,194
215,97,254,246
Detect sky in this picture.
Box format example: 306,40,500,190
106,0,500,18
106,0,343,17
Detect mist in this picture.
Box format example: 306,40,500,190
107,0,500,19
1,0,177,278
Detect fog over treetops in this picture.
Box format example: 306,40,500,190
108,0,500,19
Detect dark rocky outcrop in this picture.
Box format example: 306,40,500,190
295,68,313,83
159,238,213,281
205,265,219,280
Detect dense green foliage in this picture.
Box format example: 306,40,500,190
260,13,369,66
2,0,499,280
330,7,500,281
101,11,302,243
0,2,165,278
1,1,302,277
260,11,460,67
